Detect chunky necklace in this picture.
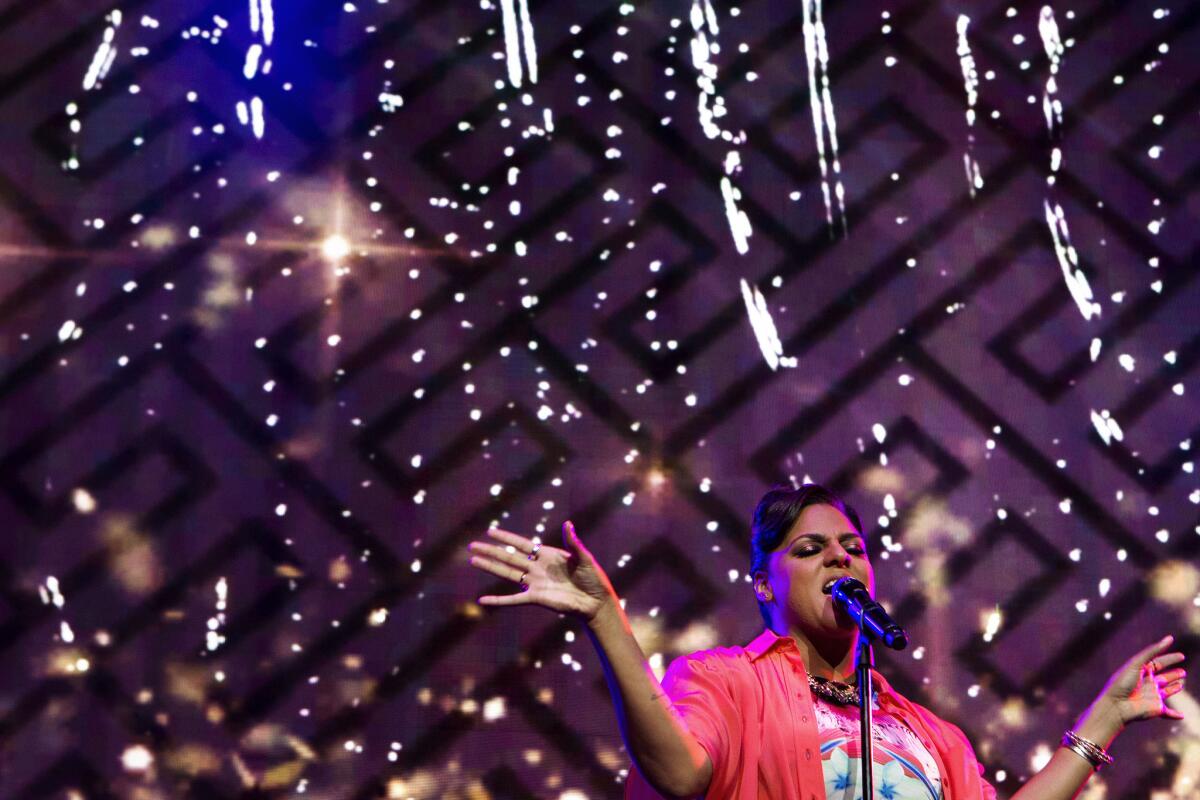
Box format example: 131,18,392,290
808,674,863,706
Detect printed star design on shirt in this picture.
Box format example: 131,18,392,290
816,697,942,800
824,750,938,800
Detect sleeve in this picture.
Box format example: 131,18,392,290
623,653,743,799
977,763,998,800
943,718,998,800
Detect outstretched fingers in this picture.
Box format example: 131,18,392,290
468,525,580,611
470,553,532,607
1157,677,1186,702
469,540,533,571
468,553,527,585
1160,690,1186,719
1154,663,1187,720
477,591,533,607
1131,635,1176,669
1154,667,1186,686
469,530,547,606
1148,651,1186,671
561,519,592,560
486,527,535,552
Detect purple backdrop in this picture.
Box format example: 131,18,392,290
0,0,1197,797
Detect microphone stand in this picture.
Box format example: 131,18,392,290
856,622,874,800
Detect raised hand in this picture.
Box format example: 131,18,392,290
1093,635,1187,727
467,521,618,622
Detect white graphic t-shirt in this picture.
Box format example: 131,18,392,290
814,694,944,800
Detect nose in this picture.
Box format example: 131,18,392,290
825,541,852,568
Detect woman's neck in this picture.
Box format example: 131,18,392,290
779,623,859,682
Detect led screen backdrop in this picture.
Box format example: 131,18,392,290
0,0,1197,797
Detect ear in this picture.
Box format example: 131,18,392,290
753,571,773,603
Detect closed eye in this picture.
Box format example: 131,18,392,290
792,544,868,556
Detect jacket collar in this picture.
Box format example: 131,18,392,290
744,628,900,697
747,629,986,800
745,627,795,661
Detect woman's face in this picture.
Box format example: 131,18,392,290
756,503,874,640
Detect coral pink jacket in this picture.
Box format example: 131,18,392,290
625,629,997,800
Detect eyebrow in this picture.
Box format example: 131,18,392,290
785,532,865,549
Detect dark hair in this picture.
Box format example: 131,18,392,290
750,483,864,627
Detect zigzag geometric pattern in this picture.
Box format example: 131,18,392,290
0,0,1196,797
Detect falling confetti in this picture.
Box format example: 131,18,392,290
740,279,796,371
1089,408,1124,445
237,0,275,139
206,577,228,652
955,15,985,196
83,10,122,91
499,0,538,88
5,3,1195,797
1038,7,1100,328
800,0,847,233
1044,200,1100,320
689,0,753,253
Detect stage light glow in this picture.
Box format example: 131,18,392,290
321,234,351,262
120,744,154,773
981,606,1003,642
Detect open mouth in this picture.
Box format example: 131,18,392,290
821,575,859,595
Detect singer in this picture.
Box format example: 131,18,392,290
466,483,1187,799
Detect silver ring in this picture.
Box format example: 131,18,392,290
519,571,529,589
528,542,542,561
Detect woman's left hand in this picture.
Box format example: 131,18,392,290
1092,635,1187,728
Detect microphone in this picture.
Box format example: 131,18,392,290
830,577,909,651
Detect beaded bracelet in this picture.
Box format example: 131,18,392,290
1061,730,1114,771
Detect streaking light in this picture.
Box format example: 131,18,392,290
1044,201,1100,320
1090,409,1124,445
740,279,796,371
83,10,122,91
801,0,847,233
690,0,753,253
499,0,538,87
956,15,984,196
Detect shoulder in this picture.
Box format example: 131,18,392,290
670,644,752,671
661,646,761,716
663,644,755,685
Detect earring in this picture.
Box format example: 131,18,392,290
754,577,772,603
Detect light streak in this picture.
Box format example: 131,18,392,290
250,96,265,139
1044,200,1100,320
956,15,984,196
1089,409,1124,445
1038,6,1101,334
517,0,537,84
801,0,847,233
243,43,263,79
740,279,796,371
83,10,122,91
1038,6,1065,136
499,0,537,87
261,0,275,45
240,0,274,139
720,175,751,255
690,0,753,253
